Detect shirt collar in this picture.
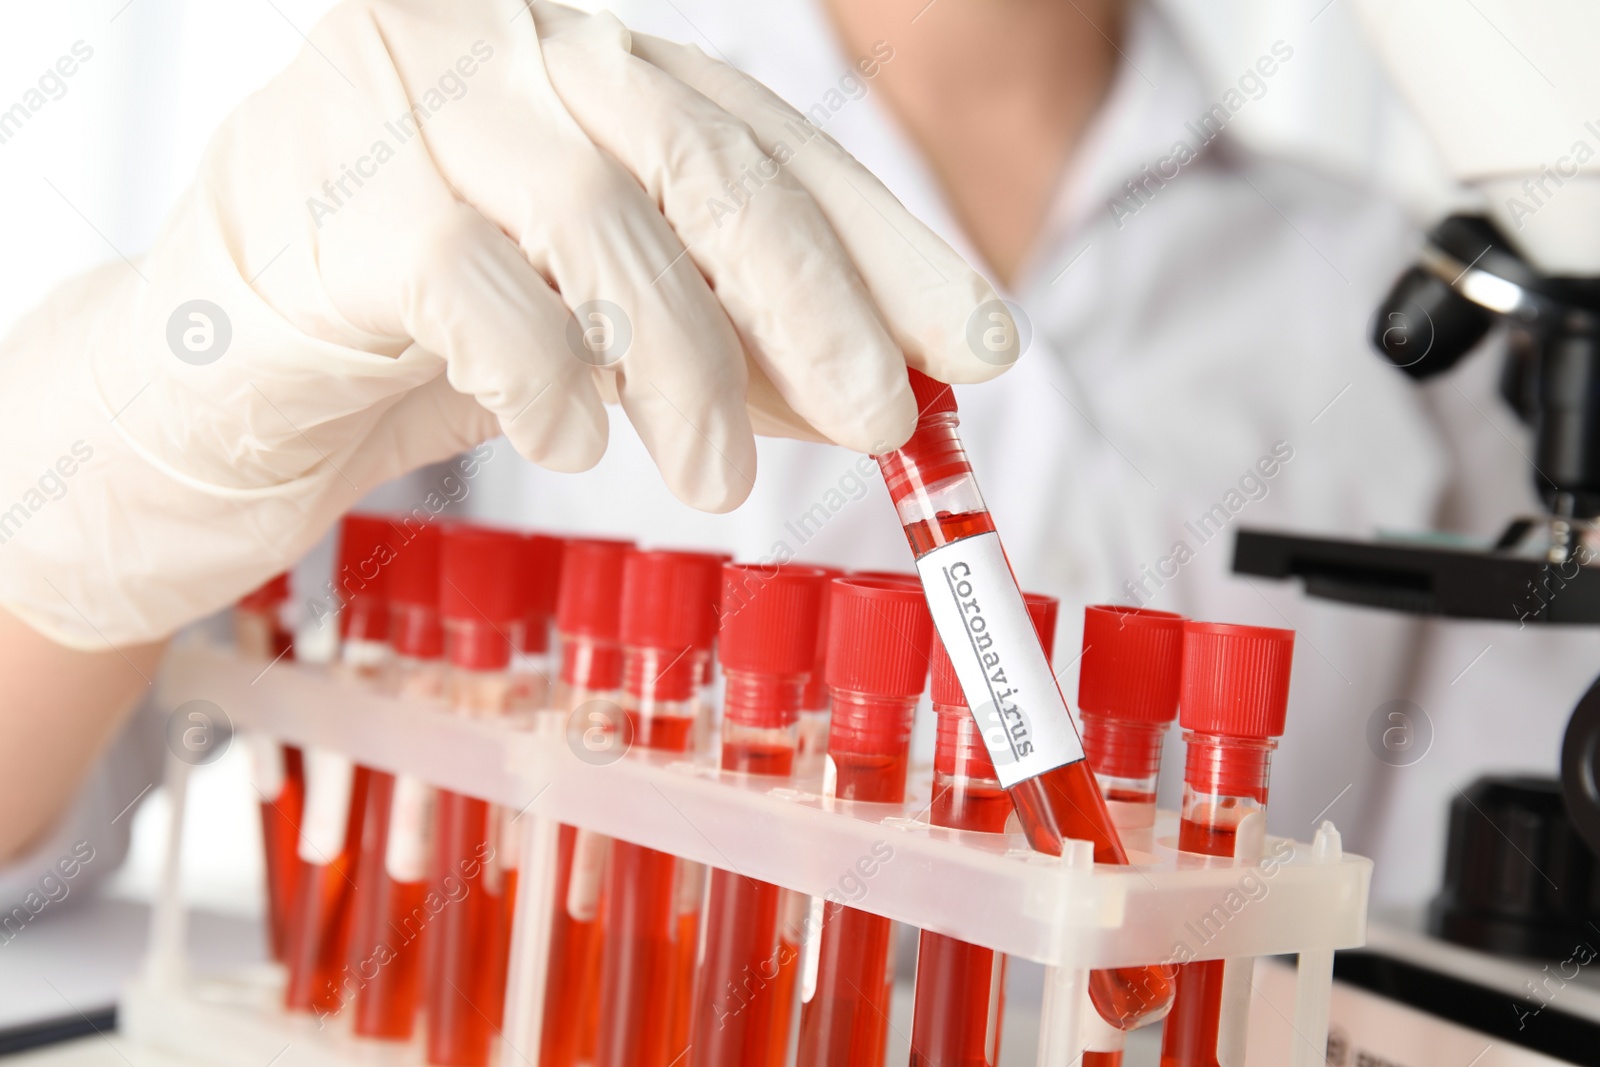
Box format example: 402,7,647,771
1018,1,1217,281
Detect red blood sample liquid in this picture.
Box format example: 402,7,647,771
596,550,722,1067
542,538,634,1067
877,372,1174,1029
283,758,371,1015
510,534,564,714
667,860,706,1060
690,564,827,1067
796,578,934,1067
346,523,444,1041
767,892,805,1067
284,515,394,1015
910,592,1057,1067
423,527,523,1067
1076,604,1185,1066
1159,622,1293,1067
236,574,304,965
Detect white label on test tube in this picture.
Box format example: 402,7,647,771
385,774,434,882
673,858,706,918
914,532,1084,788
566,829,610,921
299,750,354,863
248,734,285,800
799,891,825,1005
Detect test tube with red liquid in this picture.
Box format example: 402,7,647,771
1078,605,1185,855
344,521,443,1041
763,565,845,1067
511,534,564,714
541,538,634,1067
1076,604,1185,1066
236,573,303,965
909,591,1057,1067
690,563,826,1067
594,550,723,1067
423,526,522,1067
284,515,391,1015
664,552,729,1062
795,577,934,1067
877,371,1174,1029
1160,622,1293,1067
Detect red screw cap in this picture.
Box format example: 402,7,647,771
849,570,919,586
718,564,826,676
440,526,522,624
620,549,724,700
931,592,1058,707
389,524,441,608
826,578,935,699
1078,605,1186,724
800,566,846,710
518,534,565,654
388,523,441,659
337,514,396,641
441,525,522,670
337,514,394,598
556,538,634,641
907,369,958,419
239,573,290,612
684,551,733,652
1180,621,1295,739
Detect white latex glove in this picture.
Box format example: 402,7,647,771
0,0,1010,651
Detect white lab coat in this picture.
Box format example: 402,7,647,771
2,0,1594,917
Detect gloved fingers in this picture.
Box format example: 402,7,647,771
631,33,1017,386
397,202,608,474
343,371,504,492
537,158,760,512
540,12,918,454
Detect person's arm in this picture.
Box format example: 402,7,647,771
0,608,166,864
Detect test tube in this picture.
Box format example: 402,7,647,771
235,574,303,965
687,551,735,757
909,592,1057,1067
424,526,522,1067
690,563,826,1067
1075,604,1185,1066
795,578,934,1067
795,566,847,771
345,522,443,1040
1079,605,1186,854
662,551,729,1062
284,515,391,1015
595,550,723,1067
764,565,846,1067
511,534,564,714
1159,621,1294,1067
541,538,634,1067
876,371,1174,1029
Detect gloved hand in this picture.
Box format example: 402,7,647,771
0,0,1010,651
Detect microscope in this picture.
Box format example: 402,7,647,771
1234,9,1600,1060
1235,1,1600,855
1233,209,1600,853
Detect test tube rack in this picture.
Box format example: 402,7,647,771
121,640,1370,1066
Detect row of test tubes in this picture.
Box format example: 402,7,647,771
231,504,1296,1067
